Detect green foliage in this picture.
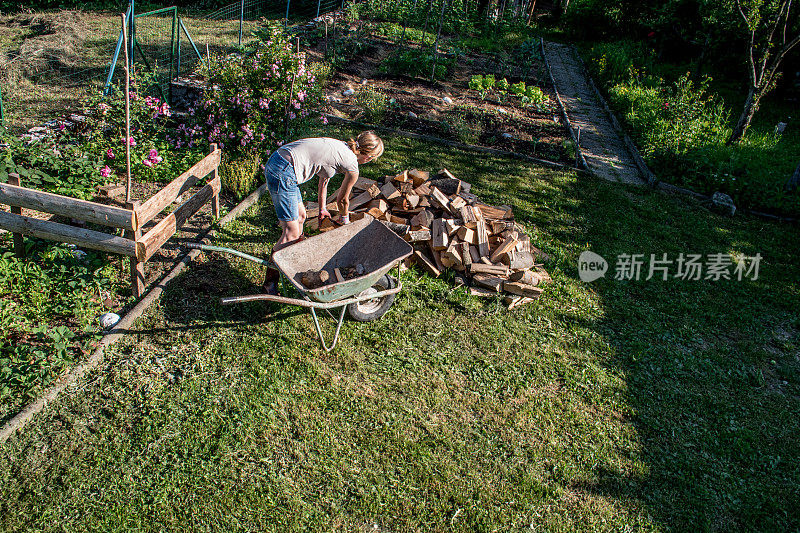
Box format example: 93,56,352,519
219,152,262,201
186,23,325,156
379,47,456,80
0,128,105,200
0,240,123,413
353,86,391,124
355,0,475,35
442,107,481,144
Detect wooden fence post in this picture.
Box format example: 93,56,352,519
210,143,220,218
7,173,24,257
126,200,145,297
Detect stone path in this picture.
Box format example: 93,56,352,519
543,41,644,185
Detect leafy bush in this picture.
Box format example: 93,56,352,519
184,23,325,156
219,152,262,200
442,107,481,145
354,87,391,123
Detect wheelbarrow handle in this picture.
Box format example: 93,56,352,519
220,283,403,309
186,243,273,267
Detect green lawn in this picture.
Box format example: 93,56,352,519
1,131,798,531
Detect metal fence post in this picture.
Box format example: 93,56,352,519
0,82,4,126
239,0,244,47
169,7,177,100
316,0,321,18
285,0,291,28
129,0,135,64
176,18,182,79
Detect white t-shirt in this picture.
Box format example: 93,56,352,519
280,137,359,185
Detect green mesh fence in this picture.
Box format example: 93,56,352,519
132,7,178,99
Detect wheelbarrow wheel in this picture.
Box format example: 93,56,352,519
347,275,397,322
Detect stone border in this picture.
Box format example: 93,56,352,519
0,184,269,444
539,38,590,172
323,115,591,175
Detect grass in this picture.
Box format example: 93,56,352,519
1,128,798,531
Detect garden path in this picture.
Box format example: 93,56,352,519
543,41,644,185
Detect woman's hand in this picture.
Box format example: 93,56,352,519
319,208,331,220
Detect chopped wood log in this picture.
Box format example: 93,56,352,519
459,242,472,269
455,226,476,244
366,207,385,219
410,209,434,228
413,250,440,277
490,235,518,263
333,267,344,283
349,185,382,210
389,214,408,224
460,205,478,229
352,176,378,191
428,242,445,271
490,220,514,235
385,221,409,236
469,245,481,264
476,219,490,257
393,170,409,183
413,182,431,196
449,195,467,212
518,234,531,253
477,203,513,220
366,198,388,213
406,193,420,208
380,182,401,200
509,268,550,286
319,217,339,232
301,269,330,289
431,218,448,250
350,211,368,222
469,263,509,276
472,274,504,292
417,196,431,208
429,187,451,211
305,201,339,218
399,181,414,195
509,250,535,270
408,169,429,186
459,191,478,204
503,281,544,298
440,251,455,268
469,286,497,297
403,229,431,242
444,218,459,235
429,177,462,195
443,242,464,270
504,295,536,309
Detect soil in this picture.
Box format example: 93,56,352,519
307,35,571,164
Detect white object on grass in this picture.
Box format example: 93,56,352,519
99,312,121,329
442,96,453,105
342,88,355,97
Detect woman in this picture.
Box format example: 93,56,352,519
262,131,384,294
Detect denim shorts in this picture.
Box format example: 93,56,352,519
265,151,302,222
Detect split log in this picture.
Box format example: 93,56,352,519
472,274,504,292
459,242,472,269
403,229,431,242
413,250,440,277
476,219,490,257
443,218,459,235
469,286,497,297
413,182,431,197
504,295,536,309
469,263,509,276
455,226,476,244
366,198,388,213
502,281,544,298
380,182,401,200
408,169,429,186
429,187,450,211
410,209,434,228
431,218,448,250
509,250,535,270
406,193,420,208
443,241,464,270
490,235,518,263
476,203,513,220
428,242,445,271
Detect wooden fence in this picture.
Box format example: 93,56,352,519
0,145,221,297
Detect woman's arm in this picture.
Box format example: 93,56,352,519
317,174,331,219
337,170,359,221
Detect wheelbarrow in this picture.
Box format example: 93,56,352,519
188,217,413,351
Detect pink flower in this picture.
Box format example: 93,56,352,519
153,156,163,164
142,159,153,168
106,148,115,159
289,112,296,120
149,149,159,159
100,166,112,178
128,137,137,147
58,123,66,132
321,115,328,125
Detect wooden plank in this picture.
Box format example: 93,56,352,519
125,200,145,297
476,219,490,257
472,274,504,292
136,148,221,226
0,182,138,231
136,177,220,261
380,182,401,200
0,210,136,257
429,186,450,211
210,144,220,218
490,235,518,263
413,250,440,277
502,281,544,298
469,263,509,276
6,174,24,256
431,218,448,251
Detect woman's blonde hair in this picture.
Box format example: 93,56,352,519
347,130,384,159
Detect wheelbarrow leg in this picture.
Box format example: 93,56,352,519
310,305,347,352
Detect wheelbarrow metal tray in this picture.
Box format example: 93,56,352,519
271,217,413,303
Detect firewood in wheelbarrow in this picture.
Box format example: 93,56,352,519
300,269,330,289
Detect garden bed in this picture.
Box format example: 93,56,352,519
307,35,573,165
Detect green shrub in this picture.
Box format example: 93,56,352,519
379,47,455,80
443,107,481,145
219,152,262,201
354,86,391,124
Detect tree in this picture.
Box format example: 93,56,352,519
727,0,800,144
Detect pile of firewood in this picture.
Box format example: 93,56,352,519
306,168,550,308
